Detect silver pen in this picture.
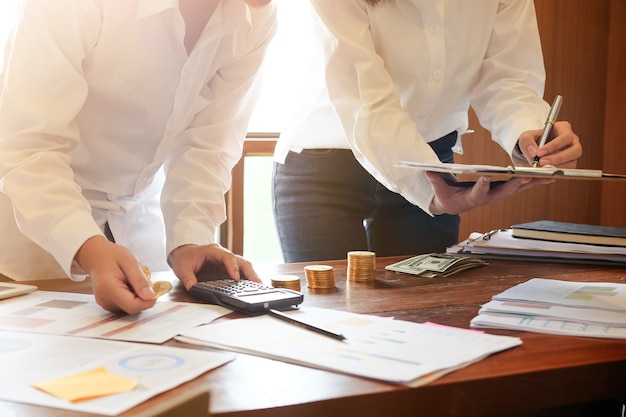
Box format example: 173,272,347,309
532,95,563,168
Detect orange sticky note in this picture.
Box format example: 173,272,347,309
32,367,138,402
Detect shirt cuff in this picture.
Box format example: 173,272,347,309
47,212,104,280
166,218,217,258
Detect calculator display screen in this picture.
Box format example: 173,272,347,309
234,290,291,304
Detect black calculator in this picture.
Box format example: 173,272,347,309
189,279,304,314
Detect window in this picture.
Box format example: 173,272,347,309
239,0,311,266
0,1,19,70
248,0,310,133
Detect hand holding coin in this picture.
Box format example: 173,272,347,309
142,266,172,299
151,280,172,298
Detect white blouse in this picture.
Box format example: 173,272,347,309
275,0,549,213
0,0,276,280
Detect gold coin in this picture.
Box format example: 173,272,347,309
151,281,172,298
271,275,301,291
142,265,151,280
347,251,376,282
304,265,335,289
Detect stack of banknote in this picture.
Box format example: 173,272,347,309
385,253,488,278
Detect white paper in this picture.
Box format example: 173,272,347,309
493,278,626,312
471,312,626,340
0,290,232,343
479,299,626,326
176,307,521,386
470,278,626,339
0,331,234,415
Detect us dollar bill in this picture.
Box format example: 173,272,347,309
385,253,487,277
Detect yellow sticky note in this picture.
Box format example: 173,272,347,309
32,367,138,402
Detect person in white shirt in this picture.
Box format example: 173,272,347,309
272,0,581,262
0,0,276,314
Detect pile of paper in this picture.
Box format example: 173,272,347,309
385,253,488,278
177,307,522,387
471,278,626,340
447,229,626,265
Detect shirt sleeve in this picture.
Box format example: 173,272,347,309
469,0,550,165
161,4,278,255
0,0,104,278
310,0,441,213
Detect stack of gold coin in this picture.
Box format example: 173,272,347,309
271,275,302,292
304,265,335,289
347,251,376,282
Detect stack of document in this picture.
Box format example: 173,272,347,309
385,253,488,277
471,278,626,340
177,307,522,387
446,229,626,266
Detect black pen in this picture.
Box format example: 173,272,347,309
532,94,563,168
267,309,346,341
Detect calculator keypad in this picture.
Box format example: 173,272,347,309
196,279,271,294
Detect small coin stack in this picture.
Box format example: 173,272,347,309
271,275,302,292
347,251,376,282
304,265,336,289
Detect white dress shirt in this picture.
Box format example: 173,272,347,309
0,0,276,280
274,0,550,213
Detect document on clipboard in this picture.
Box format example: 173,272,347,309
398,161,626,181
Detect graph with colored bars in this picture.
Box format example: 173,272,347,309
566,285,618,301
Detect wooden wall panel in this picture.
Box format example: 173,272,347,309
600,0,626,227
456,0,615,239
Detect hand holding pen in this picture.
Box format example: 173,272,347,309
532,95,563,168
517,95,581,169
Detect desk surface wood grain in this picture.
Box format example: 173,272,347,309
2,257,625,417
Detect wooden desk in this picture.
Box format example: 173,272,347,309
2,257,626,417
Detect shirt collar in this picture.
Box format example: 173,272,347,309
135,0,252,33
136,0,178,19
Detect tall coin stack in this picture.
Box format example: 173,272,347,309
347,251,376,282
270,275,302,292
304,265,336,289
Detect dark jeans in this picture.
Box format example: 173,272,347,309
272,133,460,263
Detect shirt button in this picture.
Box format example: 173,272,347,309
429,22,441,34
432,69,444,81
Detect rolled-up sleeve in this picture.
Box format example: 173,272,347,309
0,0,104,278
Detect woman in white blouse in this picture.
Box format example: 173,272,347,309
272,0,581,262
0,0,275,313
